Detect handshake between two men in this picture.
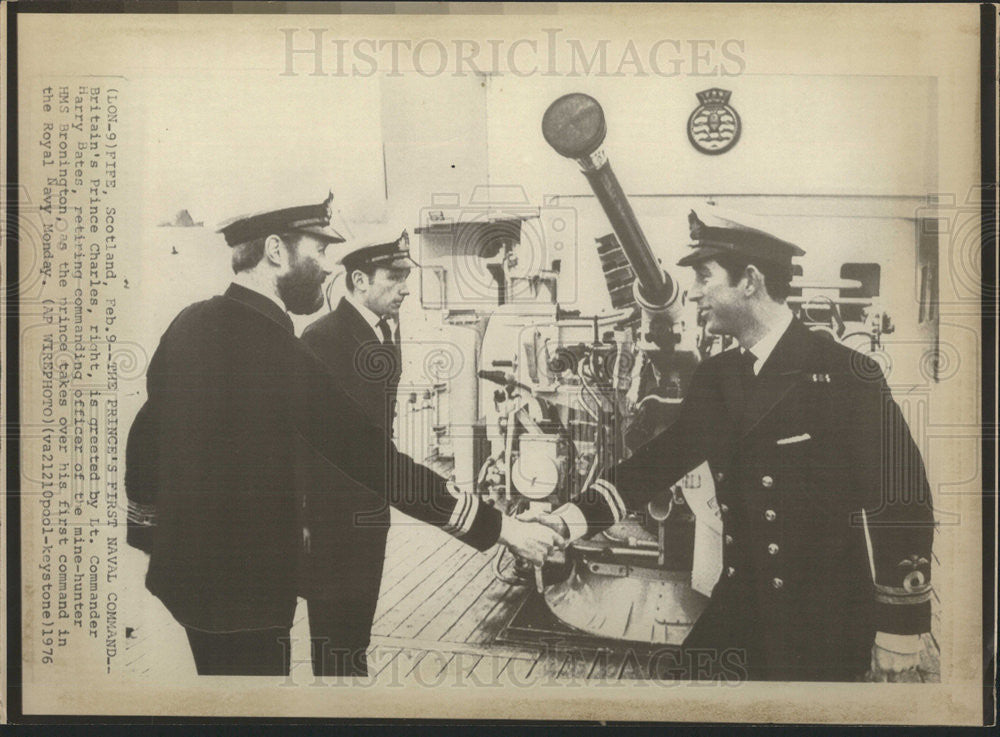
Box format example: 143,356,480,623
496,508,572,567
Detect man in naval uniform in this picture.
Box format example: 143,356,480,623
124,195,564,676
302,229,411,430
538,211,935,682
297,229,416,677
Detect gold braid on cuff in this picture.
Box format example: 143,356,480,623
874,582,933,605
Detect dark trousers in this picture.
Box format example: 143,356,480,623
307,599,374,677
184,626,291,676
681,590,870,682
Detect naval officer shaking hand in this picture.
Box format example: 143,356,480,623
125,193,564,676
529,210,935,682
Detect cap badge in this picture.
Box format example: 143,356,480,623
688,210,705,239
322,191,335,223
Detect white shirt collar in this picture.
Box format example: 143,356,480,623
742,309,793,375
345,292,394,342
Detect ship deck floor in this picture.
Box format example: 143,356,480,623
127,507,941,684
313,509,942,684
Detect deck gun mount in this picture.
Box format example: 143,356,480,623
475,94,710,646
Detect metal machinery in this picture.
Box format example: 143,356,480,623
415,93,903,647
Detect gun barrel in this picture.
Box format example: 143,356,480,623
542,93,675,310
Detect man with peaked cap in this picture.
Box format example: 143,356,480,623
530,209,935,682
124,195,564,676
296,227,420,676
303,228,416,430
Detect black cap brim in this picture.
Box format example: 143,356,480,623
382,255,420,269
293,224,346,244
342,254,420,271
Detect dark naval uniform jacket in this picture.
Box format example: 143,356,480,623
565,317,934,681
294,297,403,641
124,283,499,633
302,297,401,431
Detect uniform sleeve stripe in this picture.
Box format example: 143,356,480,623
454,493,472,533
457,493,478,535
597,479,625,518
592,479,626,522
127,500,157,526
874,589,933,605
444,493,465,533
446,492,478,536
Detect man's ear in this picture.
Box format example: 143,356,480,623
349,269,367,292
263,234,285,267
744,264,766,296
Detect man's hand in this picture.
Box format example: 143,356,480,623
498,515,566,566
870,637,922,682
517,508,570,539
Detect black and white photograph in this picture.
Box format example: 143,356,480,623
3,2,993,725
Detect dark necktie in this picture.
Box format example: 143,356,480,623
376,316,393,345
738,348,757,425
376,317,402,430
740,348,757,389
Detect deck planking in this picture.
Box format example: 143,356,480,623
126,504,941,684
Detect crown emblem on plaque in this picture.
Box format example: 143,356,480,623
696,88,732,105
687,88,742,155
